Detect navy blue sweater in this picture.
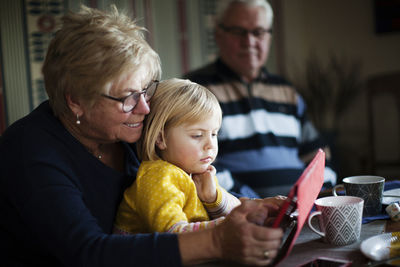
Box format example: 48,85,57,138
0,101,181,267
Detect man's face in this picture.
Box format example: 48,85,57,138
215,3,272,82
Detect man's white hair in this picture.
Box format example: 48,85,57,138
215,0,274,27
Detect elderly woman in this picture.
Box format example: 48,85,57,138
0,5,283,267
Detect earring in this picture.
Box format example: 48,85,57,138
76,114,81,125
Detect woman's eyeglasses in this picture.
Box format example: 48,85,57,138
101,80,159,113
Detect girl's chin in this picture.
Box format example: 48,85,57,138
195,166,211,174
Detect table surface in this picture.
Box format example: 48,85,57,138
196,219,400,267
277,220,386,266
194,182,400,266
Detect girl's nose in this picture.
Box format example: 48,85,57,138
204,135,217,150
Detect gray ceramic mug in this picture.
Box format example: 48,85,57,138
332,175,385,217
308,196,364,246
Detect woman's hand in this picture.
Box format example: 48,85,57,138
240,195,288,218
212,199,284,266
192,165,217,203
178,199,284,266
262,195,287,209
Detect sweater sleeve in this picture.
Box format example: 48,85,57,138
203,185,241,219
20,178,182,267
296,94,337,186
14,148,180,267
168,217,225,233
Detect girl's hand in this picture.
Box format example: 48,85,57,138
192,165,217,203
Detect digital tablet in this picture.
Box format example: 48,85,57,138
272,149,326,266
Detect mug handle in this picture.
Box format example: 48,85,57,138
332,184,345,196
307,211,325,237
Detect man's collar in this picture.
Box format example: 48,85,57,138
215,58,269,83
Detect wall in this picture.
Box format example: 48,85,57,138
0,0,277,125
281,0,400,178
0,0,152,127
1,0,400,179
0,0,31,127
283,0,400,77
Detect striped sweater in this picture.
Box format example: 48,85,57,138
184,59,336,197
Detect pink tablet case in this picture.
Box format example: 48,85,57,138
274,149,325,266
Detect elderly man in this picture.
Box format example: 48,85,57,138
184,0,336,197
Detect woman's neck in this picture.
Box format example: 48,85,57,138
59,114,103,158
59,113,124,171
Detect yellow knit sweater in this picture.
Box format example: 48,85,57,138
114,160,228,234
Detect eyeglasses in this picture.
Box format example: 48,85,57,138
101,80,159,113
219,24,272,39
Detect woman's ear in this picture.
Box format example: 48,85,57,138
156,132,167,150
65,93,83,116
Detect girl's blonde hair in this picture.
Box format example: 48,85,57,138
42,5,161,117
138,78,222,161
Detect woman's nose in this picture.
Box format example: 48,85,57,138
132,94,150,114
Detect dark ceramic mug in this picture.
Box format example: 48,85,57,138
332,175,385,217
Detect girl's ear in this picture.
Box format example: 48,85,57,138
156,132,167,150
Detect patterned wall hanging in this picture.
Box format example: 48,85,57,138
24,0,66,108
200,0,217,63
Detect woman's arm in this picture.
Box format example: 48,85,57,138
178,199,284,266
16,177,181,267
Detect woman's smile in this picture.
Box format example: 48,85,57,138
124,122,142,128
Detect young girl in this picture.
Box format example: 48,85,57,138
114,78,241,234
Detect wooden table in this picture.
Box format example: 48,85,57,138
277,220,387,266
276,216,400,266
196,219,399,267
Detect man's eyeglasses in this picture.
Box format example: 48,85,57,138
101,80,159,113
219,24,272,39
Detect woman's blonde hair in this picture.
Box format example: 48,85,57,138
138,78,222,161
42,5,161,117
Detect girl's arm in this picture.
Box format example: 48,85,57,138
178,199,284,266
203,187,241,218
121,162,215,233
168,217,225,233
193,165,241,219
